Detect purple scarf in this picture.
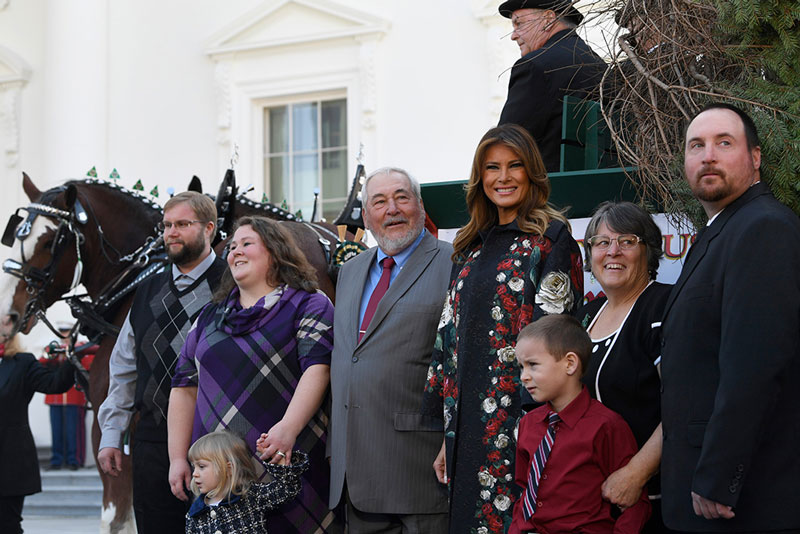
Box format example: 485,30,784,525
218,285,298,336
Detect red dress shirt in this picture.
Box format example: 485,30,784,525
510,387,650,534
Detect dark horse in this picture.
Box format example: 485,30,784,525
0,175,162,532
0,173,347,533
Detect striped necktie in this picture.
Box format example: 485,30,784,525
522,411,560,520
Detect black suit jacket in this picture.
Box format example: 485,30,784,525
498,29,605,173
0,352,74,497
660,182,800,531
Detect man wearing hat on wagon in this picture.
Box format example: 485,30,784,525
498,0,605,173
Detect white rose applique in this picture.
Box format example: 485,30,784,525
534,271,574,314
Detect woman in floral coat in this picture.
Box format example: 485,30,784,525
424,124,583,534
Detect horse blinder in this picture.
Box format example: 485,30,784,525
1,211,24,247
2,258,24,278
72,199,89,225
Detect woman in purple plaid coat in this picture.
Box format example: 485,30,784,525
169,216,343,533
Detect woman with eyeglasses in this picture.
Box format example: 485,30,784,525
576,201,672,533
424,124,583,534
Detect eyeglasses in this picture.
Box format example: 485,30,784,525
587,234,643,250
158,220,203,231
511,10,552,30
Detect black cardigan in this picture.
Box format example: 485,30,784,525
576,281,672,496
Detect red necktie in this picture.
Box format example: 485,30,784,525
522,411,560,520
359,257,395,342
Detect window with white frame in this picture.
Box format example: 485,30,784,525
263,98,348,221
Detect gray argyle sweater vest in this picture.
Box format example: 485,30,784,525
129,257,226,441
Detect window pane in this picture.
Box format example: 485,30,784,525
293,154,318,216
321,99,347,148
268,106,288,154
322,149,347,222
322,150,347,200
323,200,347,222
292,102,318,152
263,98,347,219
267,156,290,205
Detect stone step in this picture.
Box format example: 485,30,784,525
36,446,50,466
24,468,103,518
24,493,102,517
40,468,102,487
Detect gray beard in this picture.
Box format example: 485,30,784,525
373,218,425,255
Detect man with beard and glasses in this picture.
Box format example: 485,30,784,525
660,103,800,532
98,192,226,533
328,168,452,533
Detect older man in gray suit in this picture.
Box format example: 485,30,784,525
329,167,452,533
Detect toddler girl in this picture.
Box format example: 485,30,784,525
185,430,308,534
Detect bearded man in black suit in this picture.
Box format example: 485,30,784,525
660,103,800,532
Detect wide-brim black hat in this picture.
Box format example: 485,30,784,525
498,0,584,26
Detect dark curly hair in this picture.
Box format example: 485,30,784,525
213,216,318,303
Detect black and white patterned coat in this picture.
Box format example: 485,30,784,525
186,451,308,534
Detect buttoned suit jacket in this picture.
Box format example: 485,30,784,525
328,231,452,513
0,353,74,497
660,182,800,531
498,29,605,173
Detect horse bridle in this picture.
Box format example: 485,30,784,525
1,186,166,386
2,194,89,338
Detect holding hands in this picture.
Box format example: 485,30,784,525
256,419,297,465
601,463,647,510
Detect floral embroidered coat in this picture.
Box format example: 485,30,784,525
424,220,583,534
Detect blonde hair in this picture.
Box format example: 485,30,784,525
163,191,217,241
187,431,257,501
1,335,23,356
164,191,217,226
452,124,568,261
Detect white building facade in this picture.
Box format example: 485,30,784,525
0,0,543,216
1,0,613,444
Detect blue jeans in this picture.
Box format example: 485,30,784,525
49,405,81,466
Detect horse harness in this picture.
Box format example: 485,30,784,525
2,193,88,335
1,185,166,388
214,177,341,269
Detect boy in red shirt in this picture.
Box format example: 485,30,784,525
511,315,650,534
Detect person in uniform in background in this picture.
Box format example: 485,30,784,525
39,321,94,470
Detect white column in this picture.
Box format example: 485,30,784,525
42,0,108,185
